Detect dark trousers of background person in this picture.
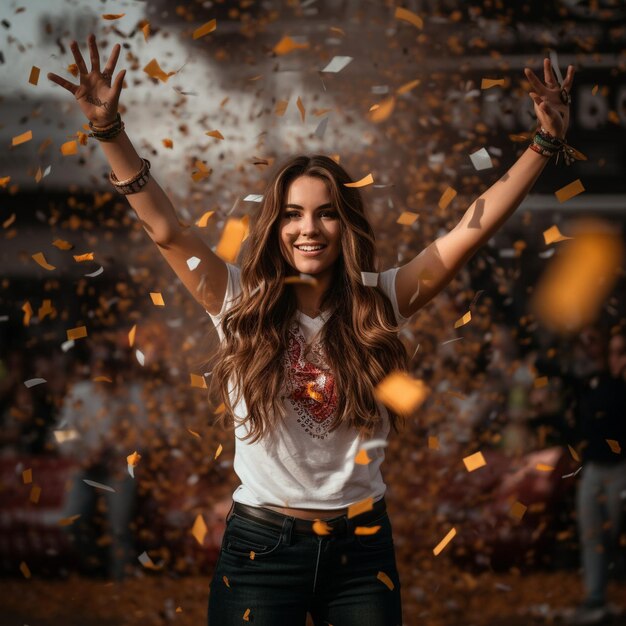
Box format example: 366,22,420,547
208,503,403,626
577,459,626,605
61,463,137,581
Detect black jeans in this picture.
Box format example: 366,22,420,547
208,503,403,625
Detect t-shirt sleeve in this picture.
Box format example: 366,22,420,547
205,263,242,332
377,266,412,327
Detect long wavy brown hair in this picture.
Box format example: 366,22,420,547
208,154,410,444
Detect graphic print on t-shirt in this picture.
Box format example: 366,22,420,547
282,320,338,440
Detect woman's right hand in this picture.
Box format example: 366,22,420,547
47,33,126,127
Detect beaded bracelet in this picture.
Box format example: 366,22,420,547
529,127,587,165
88,113,125,141
109,158,151,195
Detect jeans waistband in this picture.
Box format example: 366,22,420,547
229,497,387,536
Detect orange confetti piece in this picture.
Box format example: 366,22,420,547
193,19,217,39
510,501,527,520
150,292,165,306
354,448,371,465
190,373,208,389
67,326,88,341
22,468,33,484
20,561,31,579
535,463,554,472
31,252,56,270
102,13,125,20
249,551,255,560
29,66,40,86
433,527,456,555
195,210,215,228
191,514,208,545
395,6,424,29
187,428,201,438
140,21,150,42
223,575,230,588
454,311,472,329
127,451,141,467
344,173,374,188
22,302,33,326
312,519,332,535
368,96,396,123
216,217,246,263
60,140,78,156
175,607,182,613
12,130,33,146
330,26,345,36
215,444,223,459
463,451,486,472
481,78,506,89
143,58,176,83
128,324,136,347
191,160,212,182
92,376,113,383
275,100,289,116
243,608,251,621
67,63,79,77
73,252,94,262
58,514,81,526
30,485,41,504
162,138,173,149
606,439,621,454
591,85,599,96
396,211,418,226
377,571,395,590
348,497,373,519
555,179,585,203
534,376,548,388
543,224,573,245
438,187,457,210
428,436,439,450
0,176,11,187
355,525,381,535
273,35,309,56
567,444,580,462
396,78,420,95
205,129,224,140
374,370,429,415
296,96,306,122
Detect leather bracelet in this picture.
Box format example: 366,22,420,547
88,113,124,141
109,158,151,195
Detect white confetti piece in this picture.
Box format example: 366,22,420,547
361,272,379,287
548,50,564,86
371,85,389,94
314,116,329,139
538,249,556,259
0,315,9,322
128,464,135,478
53,429,79,443
321,55,353,73
138,551,154,567
469,148,493,171
85,266,104,277
243,194,263,202
43,165,52,178
83,479,116,492
61,339,75,352
135,349,145,366
23,378,46,388
359,438,389,451
186,256,201,271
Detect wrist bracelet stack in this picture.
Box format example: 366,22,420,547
529,126,586,165
109,158,151,195
88,113,125,141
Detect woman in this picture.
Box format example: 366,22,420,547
48,34,576,625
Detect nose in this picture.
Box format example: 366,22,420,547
300,215,320,236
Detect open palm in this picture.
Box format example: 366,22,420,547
47,34,126,126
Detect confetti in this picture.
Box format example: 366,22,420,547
127,451,141,466
396,212,418,226
196,210,215,227
12,130,33,146
23,378,46,388
191,514,208,545
83,479,115,492
396,78,420,95
20,561,31,579
535,463,554,472
216,218,246,263
533,376,548,388
28,66,40,85
510,501,527,520
368,96,395,123
567,445,580,462
454,311,471,329
30,485,41,503
143,59,176,83
187,428,201,438
481,78,506,89
191,160,211,182
243,608,251,621
53,429,79,443
187,256,201,271
462,451,486,472
58,514,81,526
243,194,263,202
344,173,374,188
205,130,224,140
273,35,309,56
22,468,32,484
348,497,373,519
193,19,217,39
102,13,125,20
150,292,165,306
190,373,207,389
296,96,306,122
395,6,423,29
555,179,585,203
428,436,439,450
606,439,621,454
374,370,429,415
469,147,493,171
433,527,456,555
438,187,457,210
66,326,87,341
60,140,78,156
162,138,173,149
312,519,332,535
275,100,289,116
543,225,573,245
223,575,230,587
355,525,381,535
138,551,162,569
321,56,353,73
377,571,395,590
360,271,378,287
354,448,371,465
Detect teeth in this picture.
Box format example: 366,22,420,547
297,245,324,251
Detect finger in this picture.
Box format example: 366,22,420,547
111,69,127,103
524,67,546,94
562,65,576,91
47,72,78,95
102,43,121,81
528,91,543,106
69,40,89,74
543,58,552,84
88,33,100,73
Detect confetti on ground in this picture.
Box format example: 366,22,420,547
433,527,456,555
555,179,585,203
463,451,486,472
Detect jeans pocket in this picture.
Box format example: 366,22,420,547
223,514,284,559
355,512,394,550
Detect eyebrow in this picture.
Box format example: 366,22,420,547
283,203,333,210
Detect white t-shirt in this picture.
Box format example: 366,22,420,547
206,263,411,509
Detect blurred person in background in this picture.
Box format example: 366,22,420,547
53,334,148,580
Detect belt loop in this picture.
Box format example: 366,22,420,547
281,515,294,545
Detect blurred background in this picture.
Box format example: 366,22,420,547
1,0,626,624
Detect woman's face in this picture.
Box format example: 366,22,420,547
278,175,342,275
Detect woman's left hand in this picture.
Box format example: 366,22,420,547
524,58,575,140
